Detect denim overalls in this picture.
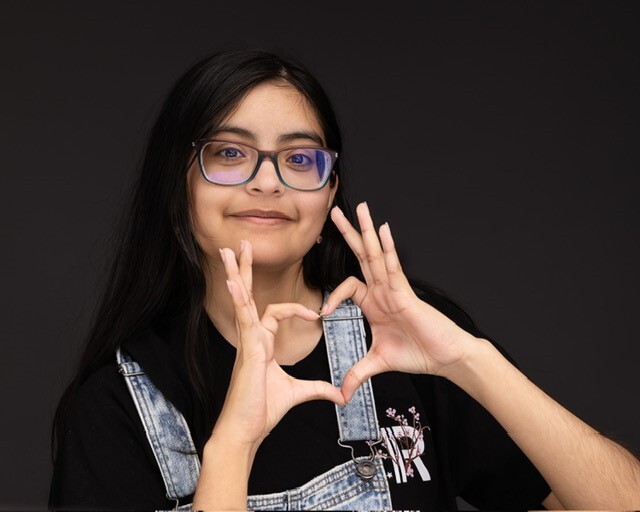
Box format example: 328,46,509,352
117,300,392,511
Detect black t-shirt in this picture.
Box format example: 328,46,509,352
49,294,551,510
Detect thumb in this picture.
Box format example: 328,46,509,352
291,379,346,408
341,353,385,403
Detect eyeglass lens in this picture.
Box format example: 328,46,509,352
199,140,333,190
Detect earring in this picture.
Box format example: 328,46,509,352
316,235,323,244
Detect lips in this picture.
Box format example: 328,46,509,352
230,209,292,220
228,209,293,221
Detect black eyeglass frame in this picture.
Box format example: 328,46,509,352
191,138,339,191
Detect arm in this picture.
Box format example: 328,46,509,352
194,431,259,510
543,492,565,510
446,337,640,509
324,202,640,510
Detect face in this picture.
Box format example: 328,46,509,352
188,82,338,272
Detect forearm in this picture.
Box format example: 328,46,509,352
446,336,640,510
192,432,258,511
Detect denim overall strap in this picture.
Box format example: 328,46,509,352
116,311,393,511
321,297,380,443
116,347,200,504
246,457,391,511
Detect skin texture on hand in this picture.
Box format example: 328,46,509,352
215,241,344,446
192,241,344,510
322,203,476,401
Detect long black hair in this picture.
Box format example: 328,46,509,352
52,49,473,459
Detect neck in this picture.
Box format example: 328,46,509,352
204,259,323,351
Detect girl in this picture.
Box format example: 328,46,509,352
50,49,640,510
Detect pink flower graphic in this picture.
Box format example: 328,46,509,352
377,405,429,478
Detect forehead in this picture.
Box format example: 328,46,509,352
219,82,325,144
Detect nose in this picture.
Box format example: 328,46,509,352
247,156,285,195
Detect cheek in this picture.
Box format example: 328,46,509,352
189,176,226,246
299,192,332,232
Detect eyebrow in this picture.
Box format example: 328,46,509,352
212,126,325,146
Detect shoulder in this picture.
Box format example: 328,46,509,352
65,356,145,441
50,352,171,508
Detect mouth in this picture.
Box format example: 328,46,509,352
228,209,293,224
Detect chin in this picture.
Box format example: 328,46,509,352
249,242,311,270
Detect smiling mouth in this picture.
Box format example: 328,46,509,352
228,210,293,224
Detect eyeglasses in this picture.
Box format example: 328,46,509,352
191,139,339,191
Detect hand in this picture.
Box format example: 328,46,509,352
322,203,478,401
214,240,345,449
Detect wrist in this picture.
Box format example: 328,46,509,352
207,426,262,463
438,335,498,391
194,432,260,510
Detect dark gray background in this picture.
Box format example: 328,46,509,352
1,1,638,509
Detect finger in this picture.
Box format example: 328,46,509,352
261,302,320,335
224,278,257,329
238,240,253,295
220,247,258,323
320,276,367,317
330,206,374,284
378,222,411,290
221,247,252,305
291,378,346,407
341,353,386,403
356,202,388,286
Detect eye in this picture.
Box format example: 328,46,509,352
285,152,313,168
219,147,245,159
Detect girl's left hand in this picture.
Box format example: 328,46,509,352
322,202,479,401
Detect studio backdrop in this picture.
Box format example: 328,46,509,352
1,1,638,509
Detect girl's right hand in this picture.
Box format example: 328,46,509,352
212,240,345,451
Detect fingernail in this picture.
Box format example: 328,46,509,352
332,206,344,216
362,201,369,213
239,240,245,253
319,303,328,315
219,248,226,263
308,308,319,317
225,280,233,293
